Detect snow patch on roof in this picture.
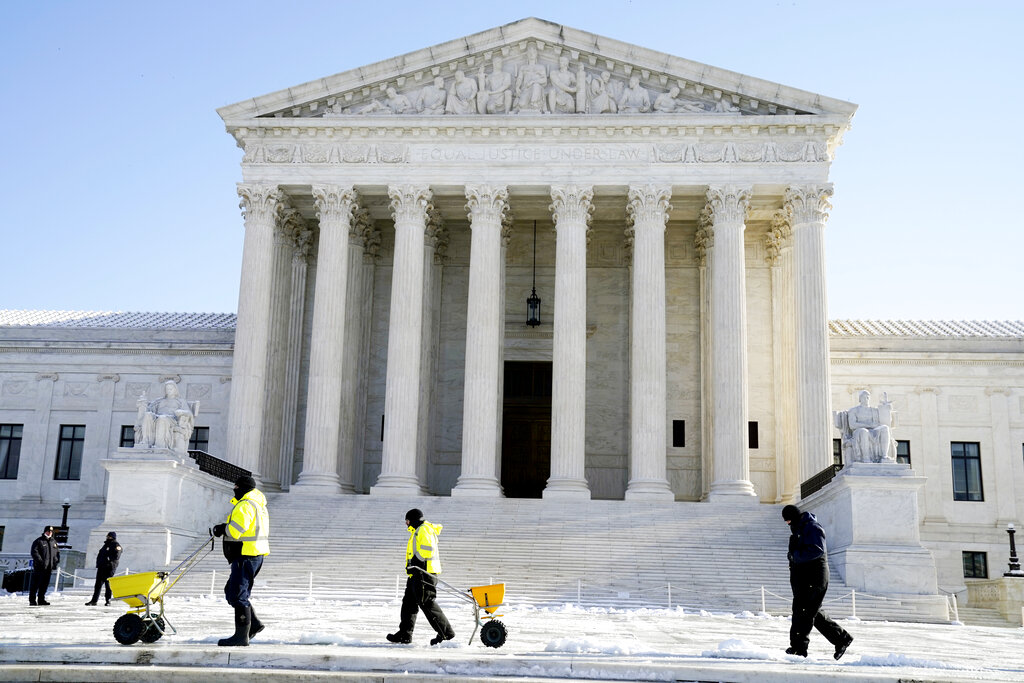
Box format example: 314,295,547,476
829,319,1024,338
0,310,236,330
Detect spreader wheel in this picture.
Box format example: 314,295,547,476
480,620,507,648
140,616,166,643
113,613,146,645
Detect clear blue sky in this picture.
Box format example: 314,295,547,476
2,1,1021,320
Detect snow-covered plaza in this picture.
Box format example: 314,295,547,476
1,590,1022,682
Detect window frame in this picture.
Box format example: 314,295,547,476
0,423,23,480
54,424,86,481
896,439,911,466
119,425,135,449
962,551,988,579
951,441,983,501
188,426,210,452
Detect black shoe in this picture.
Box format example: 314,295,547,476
104,601,111,606
38,600,51,606
386,632,412,644
249,608,265,638
834,635,853,661
85,601,97,606
430,631,455,646
786,646,808,657
217,605,251,647
29,601,37,606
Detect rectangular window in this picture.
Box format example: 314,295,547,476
833,438,842,466
119,425,135,448
748,421,758,449
0,525,4,552
672,420,685,448
0,424,23,479
189,426,210,452
951,441,983,501
962,551,988,579
896,440,911,466
54,424,85,481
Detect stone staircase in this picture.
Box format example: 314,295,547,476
144,495,950,623
956,606,1013,628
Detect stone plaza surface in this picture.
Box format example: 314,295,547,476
1,592,1022,682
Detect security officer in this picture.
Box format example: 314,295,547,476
29,526,60,606
387,508,455,646
85,531,122,606
212,475,269,646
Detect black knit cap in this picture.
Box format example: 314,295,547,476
234,475,256,497
405,508,423,523
781,504,801,522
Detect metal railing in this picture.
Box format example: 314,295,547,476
187,450,251,484
800,463,843,498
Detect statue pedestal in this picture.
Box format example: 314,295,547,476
88,448,231,572
802,463,948,618
967,577,1024,626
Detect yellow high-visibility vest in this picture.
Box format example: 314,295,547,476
405,521,443,575
226,488,270,556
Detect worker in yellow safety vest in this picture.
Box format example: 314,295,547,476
212,474,270,647
386,508,455,645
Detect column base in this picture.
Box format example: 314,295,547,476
706,479,759,503
451,476,504,497
370,474,427,496
291,472,344,495
624,478,675,501
542,478,591,501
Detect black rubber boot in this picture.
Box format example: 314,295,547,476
249,605,265,639
218,605,251,646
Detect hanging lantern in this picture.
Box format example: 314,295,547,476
526,220,541,327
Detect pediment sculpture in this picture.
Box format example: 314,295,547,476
316,43,775,119
833,390,898,464
134,380,200,455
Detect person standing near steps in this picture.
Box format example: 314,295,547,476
387,508,456,646
782,504,854,660
85,531,122,606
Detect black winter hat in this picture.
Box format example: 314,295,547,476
405,508,423,523
234,475,257,495
107,531,117,540
781,504,801,522
43,525,54,533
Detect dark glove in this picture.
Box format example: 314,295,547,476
212,523,226,538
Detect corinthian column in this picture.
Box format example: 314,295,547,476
625,185,674,500
453,185,509,497
705,185,757,501
294,186,358,494
371,184,432,495
785,184,834,483
278,225,313,490
227,184,285,475
544,185,593,500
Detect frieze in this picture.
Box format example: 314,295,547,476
64,382,90,397
187,383,212,400
241,140,829,166
1,381,27,396
126,382,150,399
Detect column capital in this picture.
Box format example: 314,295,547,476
694,205,714,266
312,185,359,224
388,184,433,225
349,206,372,244
764,208,792,266
290,226,315,264
501,209,515,248
705,185,752,225
626,184,673,228
549,184,594,228
238,184,286,225
784,184,834,225
425,207,449,261
464,184,510,225
277,207,305,247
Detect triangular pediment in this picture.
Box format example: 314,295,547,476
218,18,856,123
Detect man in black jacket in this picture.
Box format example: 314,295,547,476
29,526,60,606
782,504,853,659
86,532,122,606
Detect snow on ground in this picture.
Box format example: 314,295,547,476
1,590,1023,681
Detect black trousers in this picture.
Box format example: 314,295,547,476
398,572,454,638
29,569,52,604
789,558,849,652
90,567,114,604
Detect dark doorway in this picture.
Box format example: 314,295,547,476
501,361,552,498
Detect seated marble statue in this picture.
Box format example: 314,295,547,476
135,380,199,454
833,390,897,464
618,75,651,113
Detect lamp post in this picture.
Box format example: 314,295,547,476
1005,523,1023,577
55,498,71,548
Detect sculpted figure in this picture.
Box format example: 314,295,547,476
416,77,447,115
355,87,412,115
833,390,897,464
445,70,478,115
714,98,740,113
587,71,617,114
546,55,578,114
479,56,513,114
618,74,651,113
135,380,199,454
653,86,681,113
513,44,547,113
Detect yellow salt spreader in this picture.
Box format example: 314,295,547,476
411,566,508,647
106,533,215,645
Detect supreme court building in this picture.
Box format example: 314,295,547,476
2,19,1022,599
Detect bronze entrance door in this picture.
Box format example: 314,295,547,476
501,361,552,498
